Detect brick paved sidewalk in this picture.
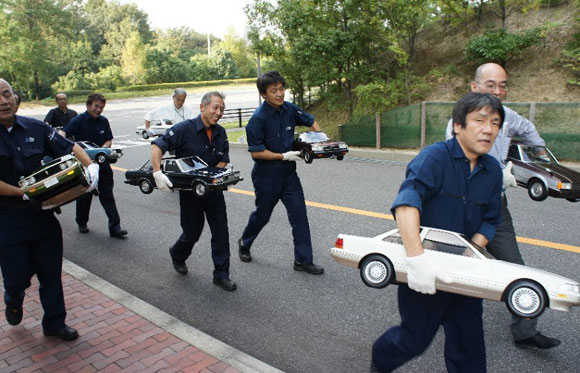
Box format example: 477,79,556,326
0,261,280,373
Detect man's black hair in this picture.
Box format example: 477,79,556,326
86,93,106,106
452,92,504,135
257,71,285,95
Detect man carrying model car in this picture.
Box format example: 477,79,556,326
372,92,503,372
0,78,98,341
150,91,237,292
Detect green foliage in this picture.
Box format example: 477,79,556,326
353,79,405,117
465,28,543,66
143,48,189,84
116,78,255,92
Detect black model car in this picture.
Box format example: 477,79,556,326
124,156,243,198
292,131,349,163
507,142,580,202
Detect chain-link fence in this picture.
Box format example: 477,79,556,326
340,102,580,161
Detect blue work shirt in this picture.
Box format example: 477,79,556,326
246,101,314,166
0,116,74,208
63,111,113,147
391,137,502,241
152,115,229,166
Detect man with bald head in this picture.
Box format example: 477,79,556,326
44,93,78,128
445,63,560,349
0,79,98,340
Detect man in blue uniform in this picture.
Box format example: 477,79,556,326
238,71,324,275
445,63,559,349
372,93,504,372
0,78,99,340
62,93,127,237
151,92,236,291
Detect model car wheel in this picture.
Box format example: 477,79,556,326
96,153,107,165
192,180,209,198
527,178,548,201
142,131,149,139
359,255,394,289
504,280,547,319
337,154,344,161
303,150,313,164
139,179,154,194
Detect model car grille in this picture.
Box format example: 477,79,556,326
213,171,242,185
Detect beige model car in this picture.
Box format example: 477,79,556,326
19,154,90,210
330,227,580,318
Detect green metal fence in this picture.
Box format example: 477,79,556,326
340,101,580,162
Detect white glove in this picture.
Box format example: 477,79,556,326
146,128,155,137
503,161,517,188
153,170,173,192
405,253,452,295
22,193,30,201
86,163,100,192
282,151,301,162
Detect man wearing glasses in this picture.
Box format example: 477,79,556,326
445,62,560,350
44,93,78,129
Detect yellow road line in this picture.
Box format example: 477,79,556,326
113,167,579,254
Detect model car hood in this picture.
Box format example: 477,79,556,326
492,259,579,286
529,163,580,183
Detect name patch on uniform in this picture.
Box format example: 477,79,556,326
99,130,105,134
169,130,175,136
25,137,35,143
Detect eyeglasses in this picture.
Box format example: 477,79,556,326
476,81,508,91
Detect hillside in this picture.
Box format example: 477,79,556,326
311,1,580,134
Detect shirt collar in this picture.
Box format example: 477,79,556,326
193,115,207,133
261,101,287,115
448,136,494,170
13,115,29,130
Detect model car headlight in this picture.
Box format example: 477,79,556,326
59,163,67,170
559,283,580,293
311,144,323,151
65,160,73,167
213,177,224,184
557,182,572,190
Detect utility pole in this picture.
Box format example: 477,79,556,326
257,53,262,105
207,33,211,56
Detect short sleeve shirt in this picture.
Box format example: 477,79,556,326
152,115,229,166
245,101,315,154
63,111,113,147
391,138,502,241
0,116,74,207
144,103,195,124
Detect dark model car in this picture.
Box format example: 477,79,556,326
19,154,90,209
507,142,580,202
292,131,349,163
124,156,243,198
77,141,123,164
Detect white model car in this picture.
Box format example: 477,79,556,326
135,119,174,139
330,227,580,318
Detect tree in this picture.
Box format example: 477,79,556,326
217,27,256,78
120,31,147,85
0,0,78,98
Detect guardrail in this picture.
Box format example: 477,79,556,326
221,107,256,127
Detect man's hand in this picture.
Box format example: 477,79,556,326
153,170,173,192
405,253,452,295
503,161,517,188
86,163,100,192
282,151,301,162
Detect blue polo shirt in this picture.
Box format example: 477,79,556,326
63,111,113,146
391,137,502,241
0,116,74,207
152,115,229,167
246,101,314,155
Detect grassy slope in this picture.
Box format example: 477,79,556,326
309,1,580,137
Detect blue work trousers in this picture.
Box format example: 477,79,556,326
171,190,230,279
0,208,67,330
75,163,121,233
372,285,486,373
241,164,313,264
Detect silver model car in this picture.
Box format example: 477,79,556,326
330,227,580,318
507,141,580,202
135,119,174,139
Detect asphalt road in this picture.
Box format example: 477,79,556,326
19,94,580,373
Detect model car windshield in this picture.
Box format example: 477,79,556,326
300,132,330,142
520,145,556,164
178,157,208,171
